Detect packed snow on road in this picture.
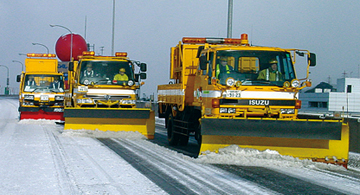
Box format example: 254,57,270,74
1,97,360,194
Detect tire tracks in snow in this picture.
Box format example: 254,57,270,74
43,124,80,194
44,126,131,194
99,138,275,195
215,165,343,195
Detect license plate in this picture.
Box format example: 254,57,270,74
226,90,241,98
40,95,49,101
78,86,88,92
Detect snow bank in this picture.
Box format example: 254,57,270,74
196,145,346,171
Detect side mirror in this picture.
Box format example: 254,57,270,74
140,63,147,72
199,55,208,70
68,62,74,71
140,73,146,80
309,53,316,67
135,74,139,82
16,75,21,82
196,46,205,58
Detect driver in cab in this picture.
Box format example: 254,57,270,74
82,63,98,78
216,57,233,79
113,68,128,85
257,60,283,81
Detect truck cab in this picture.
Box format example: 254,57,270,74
195,38,315,119
17,53,65,120
63,51,155,139
67,51,147,108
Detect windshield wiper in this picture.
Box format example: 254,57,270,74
95,79,110,84
252,80,281,86
49,89,60,92
33,87,47,92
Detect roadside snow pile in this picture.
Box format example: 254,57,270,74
61,129,146,140
349,152,360,170
196,145,346,171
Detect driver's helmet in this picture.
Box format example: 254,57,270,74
120,68,125,73
269,59,278,64
219,57,227,62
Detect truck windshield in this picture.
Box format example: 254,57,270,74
79,60,134,85
213,50,295,87
24,74,64,92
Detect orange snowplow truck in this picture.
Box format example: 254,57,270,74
158,34,349,167
17,53,65,120
63,51,155,139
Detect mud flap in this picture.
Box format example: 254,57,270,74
63,108,155,139
199,117,349,166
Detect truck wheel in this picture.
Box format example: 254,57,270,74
167,113,179,145
178,135,189,146
195,125,202,145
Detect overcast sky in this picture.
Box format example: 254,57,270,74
1,0,360,96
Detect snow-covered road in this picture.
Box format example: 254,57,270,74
1,96,360,194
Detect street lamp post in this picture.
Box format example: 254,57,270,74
227,0,233,38
50,24,73,61
112,0,115,55
12,60,24,72
32,43,49,54
0,65,10,95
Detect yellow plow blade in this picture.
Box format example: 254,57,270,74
200,117,349,167
64,107,155,139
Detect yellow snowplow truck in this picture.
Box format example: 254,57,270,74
158,34,349,167
64,51,155,139
17,53,65,120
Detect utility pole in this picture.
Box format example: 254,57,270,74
342,71,347,78
227,0,233,38
111,0,115,55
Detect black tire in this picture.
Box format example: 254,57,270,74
178,134,189,146
167,113,179,146
195,125,202,146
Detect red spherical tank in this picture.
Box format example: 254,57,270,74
55,33,87,61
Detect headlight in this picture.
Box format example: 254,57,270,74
220,108,228,113
121,100,136,104
291,79,300,88
128,80,134,86
235,81,242,87
228,108,236,113
83,79,90,85
76,98,93,104
53,108,64,112
220,108,236,113
283,81,290,88
23,102,34,106
281,109,295,114
55,96,64,101
24,95,34,100
226,77,235,86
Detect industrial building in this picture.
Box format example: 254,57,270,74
300,78,360,114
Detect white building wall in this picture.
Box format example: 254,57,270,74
336,78,360,93
300,78,360,113
329,78,360,112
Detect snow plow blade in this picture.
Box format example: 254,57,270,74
19,108,64,120
63,108,155,139
199,118,349,167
